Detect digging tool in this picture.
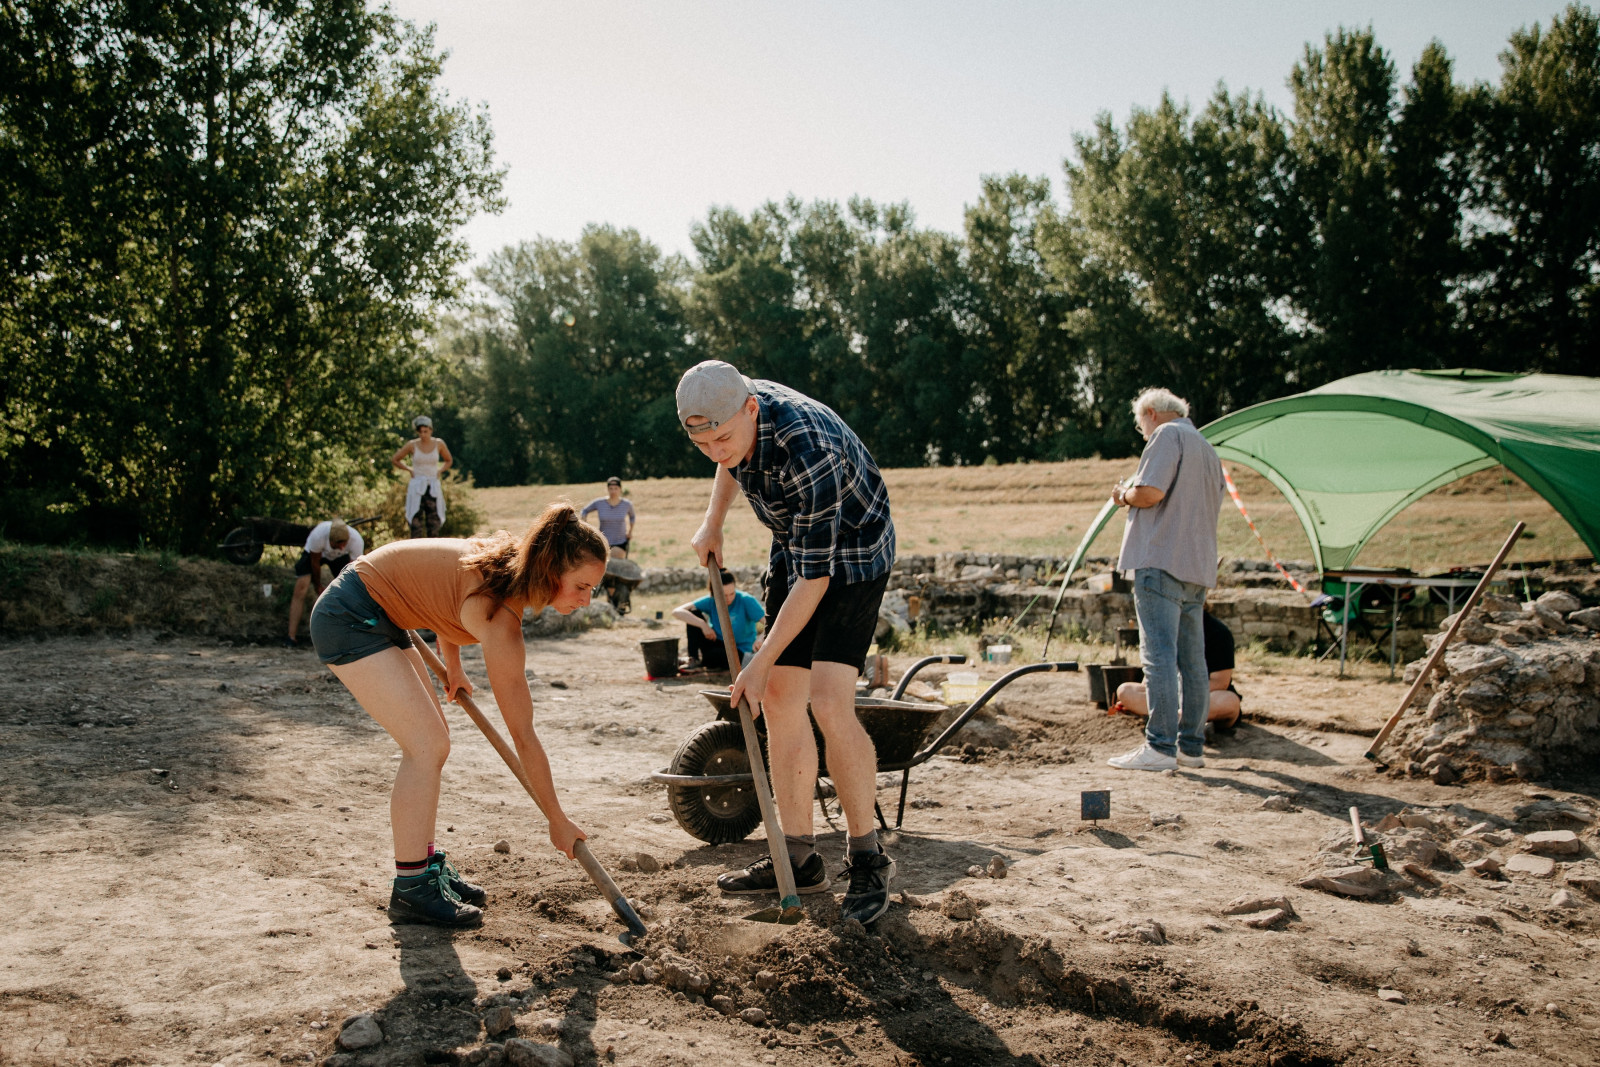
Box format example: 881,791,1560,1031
1349,806,1388,870
1362,521,1525,765
406,632,648,946
706,562,804,925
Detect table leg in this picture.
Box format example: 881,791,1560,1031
1339,587,1351,679
1389,586,1399,682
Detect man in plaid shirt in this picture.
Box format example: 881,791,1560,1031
677,360,897,925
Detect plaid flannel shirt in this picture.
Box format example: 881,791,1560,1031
732,381,895,588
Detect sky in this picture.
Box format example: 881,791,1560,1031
384,1,1571,265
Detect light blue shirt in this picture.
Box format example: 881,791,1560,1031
693,591,765,654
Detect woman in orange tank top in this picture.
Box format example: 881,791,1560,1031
310,503,608,926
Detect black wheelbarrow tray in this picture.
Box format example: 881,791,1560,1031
650,655,1077,844
217,514,380,565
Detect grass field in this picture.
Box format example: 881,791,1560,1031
473,459,1587,576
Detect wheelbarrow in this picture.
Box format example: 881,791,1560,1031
650,654,1078,844
602,557,644,615
217,515,379,565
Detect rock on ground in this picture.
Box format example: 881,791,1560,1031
503,1039,574,1067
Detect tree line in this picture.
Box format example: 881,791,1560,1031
441,6,1600,486
5,4,1599,550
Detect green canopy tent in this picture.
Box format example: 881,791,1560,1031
1048,370,1600,625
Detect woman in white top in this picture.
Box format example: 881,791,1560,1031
392,416,454,537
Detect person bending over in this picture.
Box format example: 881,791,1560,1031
1112,609,1242,732
309,504,606,927
286,519,364,648
677,359,897,926
672,569,765,672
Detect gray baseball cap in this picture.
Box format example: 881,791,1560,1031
412,415,432,428
676,360,754,435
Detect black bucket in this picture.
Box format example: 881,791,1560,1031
640,637,680,678
1088,664,1143,707
640,639,678,681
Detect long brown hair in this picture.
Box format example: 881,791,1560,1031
463,502,608,617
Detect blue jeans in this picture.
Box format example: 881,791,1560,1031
1132,568,1209,758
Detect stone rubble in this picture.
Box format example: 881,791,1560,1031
1390,591,1599,778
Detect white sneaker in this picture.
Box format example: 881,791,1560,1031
1176,753,1205,769
1107,743,1178,771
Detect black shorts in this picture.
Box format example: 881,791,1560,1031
764,555,889,670
294,551,352,579
309,569,414,666
611,539,630,553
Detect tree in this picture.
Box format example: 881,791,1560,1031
1465,3,1600,373
0,1,501,550
959,174,1077,463
1054,90,1295,453
460,226,697,485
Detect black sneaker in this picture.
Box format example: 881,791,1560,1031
716,851,831,896
839,849,896,925
281,637,299,649
429,850,486,907
389,868,482,927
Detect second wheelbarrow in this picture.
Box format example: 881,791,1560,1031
650,654,1078,844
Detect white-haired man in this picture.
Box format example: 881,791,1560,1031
1107,388,1224,771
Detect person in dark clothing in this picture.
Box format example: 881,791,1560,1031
1113,609,1242,730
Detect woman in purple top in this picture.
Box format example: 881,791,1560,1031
581,476,636,558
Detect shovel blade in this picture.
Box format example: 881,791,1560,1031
741,896,805,925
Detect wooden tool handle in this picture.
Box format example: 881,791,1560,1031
1349,806,1366,846
405,631,647,939
1363,521,1525,762
707,563,801,907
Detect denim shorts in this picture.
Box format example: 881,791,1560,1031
309,568,414,666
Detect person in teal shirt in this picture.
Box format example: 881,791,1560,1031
672,569,764,671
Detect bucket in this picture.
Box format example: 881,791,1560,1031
941,670,982,704
1091,664,1143,708
640,637,680,678
985,644,1013,665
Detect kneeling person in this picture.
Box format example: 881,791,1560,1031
672,569,764,671
677,360,897,925
1113,609,1242,732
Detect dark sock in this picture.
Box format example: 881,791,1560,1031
784,833,816,866
396,857,429,878
848,831,880,858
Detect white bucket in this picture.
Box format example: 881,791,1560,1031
260,583,273,599
986,644,1013,665
942,670,982,704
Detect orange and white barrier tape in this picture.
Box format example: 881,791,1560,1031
1223,467,1308,596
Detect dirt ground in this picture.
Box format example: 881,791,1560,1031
4,622,1598,1067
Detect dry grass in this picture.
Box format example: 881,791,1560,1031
472,460,1586,575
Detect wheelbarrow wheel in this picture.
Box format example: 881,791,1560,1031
220,526,263,565
665,720,762,844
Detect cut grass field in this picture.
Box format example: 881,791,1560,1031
473,459,1586,577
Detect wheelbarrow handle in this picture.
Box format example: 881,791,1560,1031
889,654,968,701
910,661,1079,765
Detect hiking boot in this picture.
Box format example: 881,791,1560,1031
281,637,299,649
839,849,896,926
429,850,486,907
389,868,482,928
716,851,831,897
1107,743,1177,771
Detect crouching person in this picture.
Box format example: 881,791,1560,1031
671,568,765,671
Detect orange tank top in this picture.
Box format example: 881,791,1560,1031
351,539,493,646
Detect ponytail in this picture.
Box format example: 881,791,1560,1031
463,502,609,617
